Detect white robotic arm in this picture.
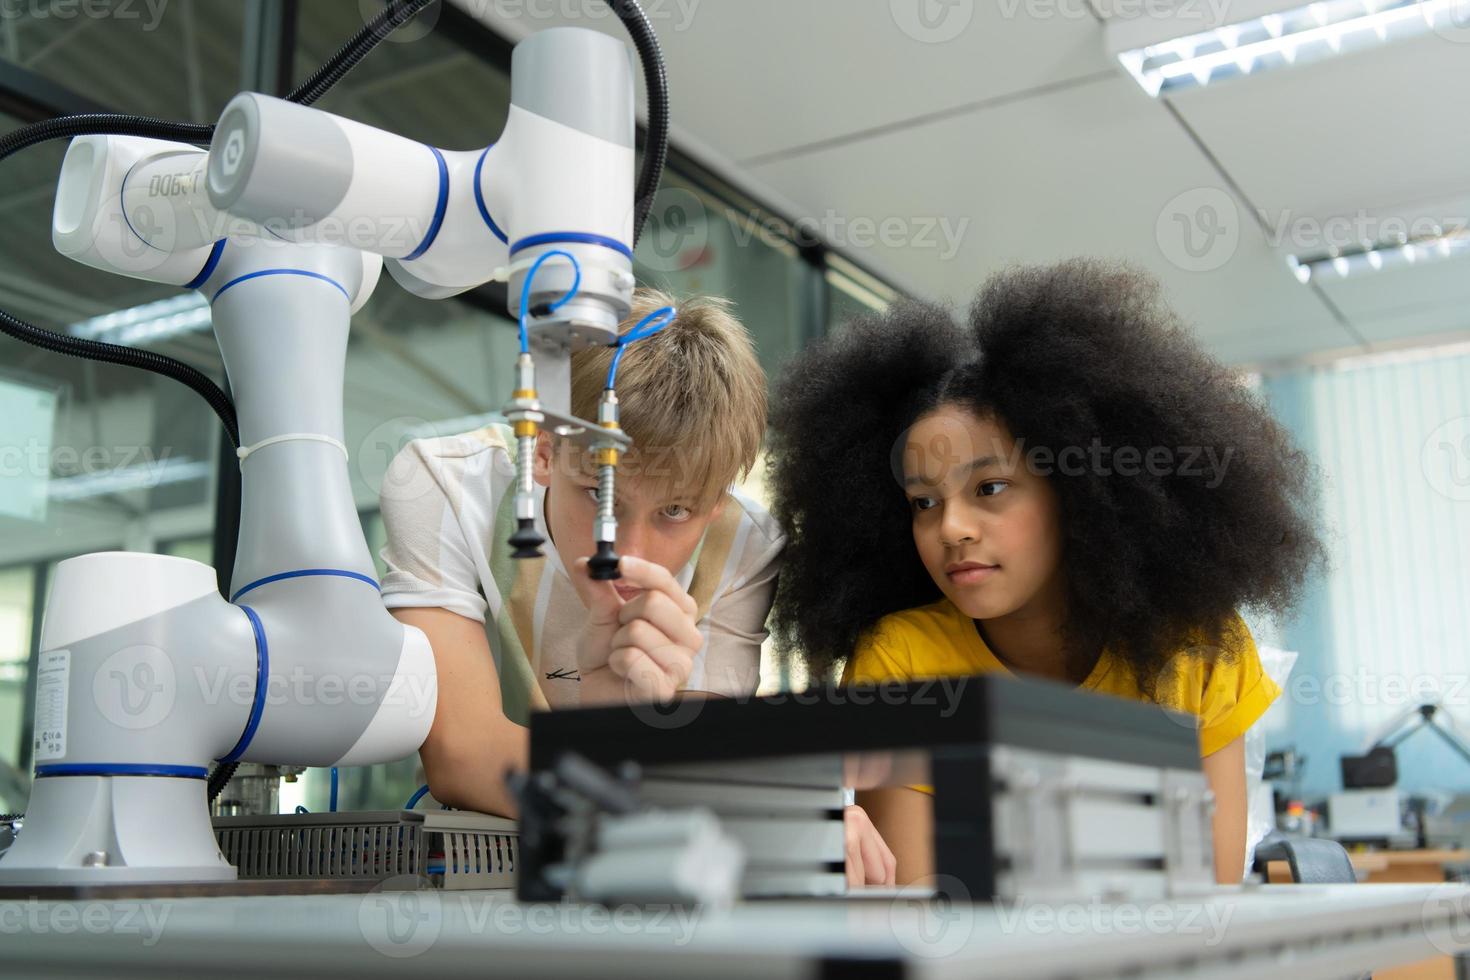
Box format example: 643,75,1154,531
0,24,643,886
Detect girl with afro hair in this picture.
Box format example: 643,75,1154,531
767,259,1323,885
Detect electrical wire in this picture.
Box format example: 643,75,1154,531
0,0,440,450
601,0,669,245
517,249,581,355
606,305,674,390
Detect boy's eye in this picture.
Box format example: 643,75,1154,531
582,485,601,503
977,481,1008,498
910,496,938,513
661,504,692,522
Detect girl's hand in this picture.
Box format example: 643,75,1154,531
845,803,898,887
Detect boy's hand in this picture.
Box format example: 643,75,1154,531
571,554,705,704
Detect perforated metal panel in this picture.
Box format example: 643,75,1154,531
214,810,518,890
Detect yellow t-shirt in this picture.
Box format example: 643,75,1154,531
843,597,1279,759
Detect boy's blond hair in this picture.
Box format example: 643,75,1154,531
567,288,766,509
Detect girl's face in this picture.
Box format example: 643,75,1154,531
901,404,1065,622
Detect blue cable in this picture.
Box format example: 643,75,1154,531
405,784,430,810
329,767,339,812
607,306,676,390
518,249,581,355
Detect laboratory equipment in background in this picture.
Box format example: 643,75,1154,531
214,809,519,891
1329,789,1408,846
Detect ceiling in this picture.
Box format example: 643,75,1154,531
459,0,1470,369
2,0,1465,378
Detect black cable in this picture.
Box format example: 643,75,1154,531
0,115,238,443
0,0,440,451
288,0,440,107
206,761,238,804
602,0,669,246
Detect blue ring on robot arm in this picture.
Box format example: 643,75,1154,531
403,145,450,261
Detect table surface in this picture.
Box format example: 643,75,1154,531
1268,848,1470,881
1,882,1468,979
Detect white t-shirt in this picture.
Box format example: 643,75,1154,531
378,424,785,724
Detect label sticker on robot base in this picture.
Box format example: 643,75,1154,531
34,649,69,761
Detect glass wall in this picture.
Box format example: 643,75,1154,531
1,0,244,119
0,3,903,812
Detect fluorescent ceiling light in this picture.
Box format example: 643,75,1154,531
68,294,212,347
1117,0,1459,96
48,457,211,501
1287,226,1470,283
